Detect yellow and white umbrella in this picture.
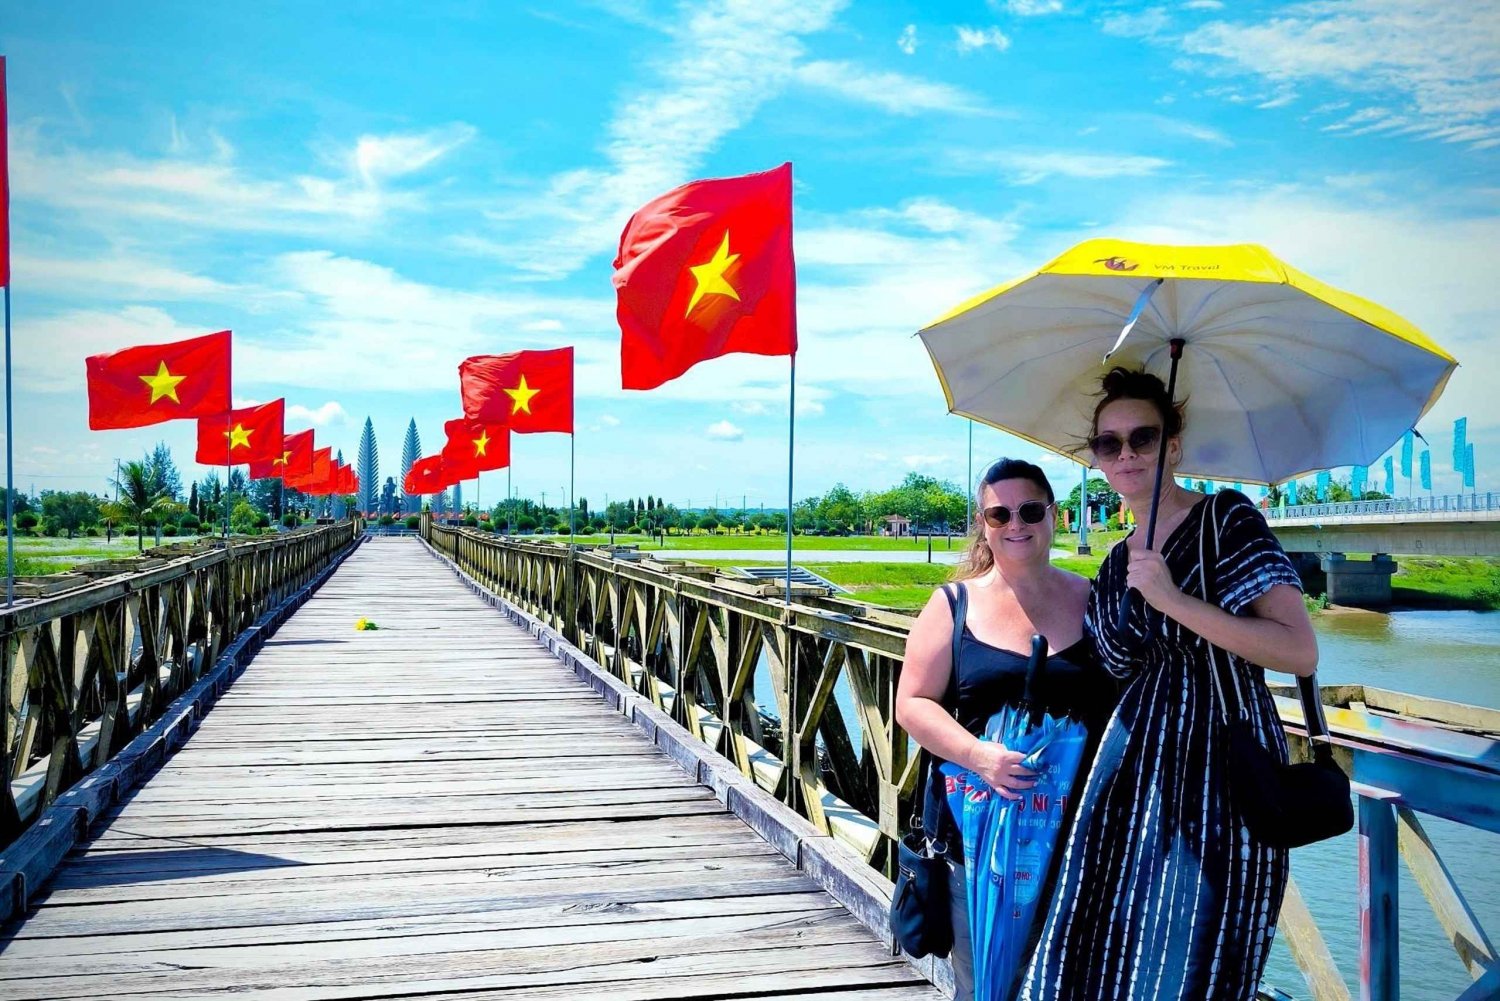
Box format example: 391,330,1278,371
918,239,1457,486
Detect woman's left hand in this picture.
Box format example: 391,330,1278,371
1126,547,1181,613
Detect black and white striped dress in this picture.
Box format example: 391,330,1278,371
1018,490,1302,1001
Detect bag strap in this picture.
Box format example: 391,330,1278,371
1197,491,1334,754
908,583,967,833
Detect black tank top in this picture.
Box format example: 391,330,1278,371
944,583,1116,738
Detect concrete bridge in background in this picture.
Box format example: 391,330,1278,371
1263,493,1500,605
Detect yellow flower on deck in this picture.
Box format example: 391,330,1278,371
355,618,379,631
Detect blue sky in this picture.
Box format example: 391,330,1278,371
5,0,1497,508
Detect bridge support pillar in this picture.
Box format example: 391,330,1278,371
1320,553,1397,608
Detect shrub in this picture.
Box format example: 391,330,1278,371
162,524,179,537
180,514,201,531
85,526,101,537
516,515,538,532
256,512,271,528
462,516,479,527
282,513,300,528
16,512,38,531
378,514,395,526
405,515,420,529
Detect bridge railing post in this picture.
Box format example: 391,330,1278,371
1360,795,1400,1001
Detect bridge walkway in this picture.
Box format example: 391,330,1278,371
0,538,939,1001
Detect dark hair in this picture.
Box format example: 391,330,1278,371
1091,367,1185,438
953,458,1054,581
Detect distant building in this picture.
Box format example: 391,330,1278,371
880,514,911,537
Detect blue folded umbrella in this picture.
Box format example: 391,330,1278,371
943,638,1092,1001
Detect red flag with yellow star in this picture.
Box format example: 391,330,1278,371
195,399,284,466
249,428,315,480
85,331,232,429
613,163,795,391
285,446,331,492
459,347,573,434
441,418,510,477
404,454,447,495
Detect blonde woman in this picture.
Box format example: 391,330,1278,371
896,458,1118,1001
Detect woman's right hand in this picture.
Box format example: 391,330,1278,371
968,741,1037,800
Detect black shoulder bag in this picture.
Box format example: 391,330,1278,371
890,583,966,957
1200,491,1353,849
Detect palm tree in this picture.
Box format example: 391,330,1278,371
110,460,171,551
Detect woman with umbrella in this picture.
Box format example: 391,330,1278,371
1017,368,1318,1001
896,458,1118,1001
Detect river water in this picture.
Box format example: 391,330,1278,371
1260,609,1500,1001
762,608,1499,999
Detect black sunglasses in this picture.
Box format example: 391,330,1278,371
1088,425,1162,460
982,501,1052,528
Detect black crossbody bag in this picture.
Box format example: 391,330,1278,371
890,584,966,957
1200,491,1353,849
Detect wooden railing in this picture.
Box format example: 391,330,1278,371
424,521,1500,1001
1,521,362,841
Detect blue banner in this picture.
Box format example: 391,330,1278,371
1316,470,1331,502
1454,417,1468,473
1420,450,1432,490
1401,430,1414,479
1352,465,1368,498
1465,443,1476,489
1384,456,1395,495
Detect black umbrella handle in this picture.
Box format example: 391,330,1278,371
1115,338,1186,639
1024,634,1048,727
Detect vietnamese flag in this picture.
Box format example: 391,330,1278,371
441,418,510,478
404,454,447,495
86,330,232,429
250,428,315,480
196,399,284,466
285,446,331,491
459,346,573,434
613,163,795,391
1,57,10,288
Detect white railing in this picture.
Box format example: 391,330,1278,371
1266,492,1498,521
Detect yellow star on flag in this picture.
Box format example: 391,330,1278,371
140,361,187,404
472,429,491,457
685,231,741,317
273,450,291,467
504,375,541,415
222,423,253,450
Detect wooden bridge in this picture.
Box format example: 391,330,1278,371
3,522,1497,1000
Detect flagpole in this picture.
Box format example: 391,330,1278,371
223,348,231,540
4,284,13,608
784,353,796,606
569,433,576,544
507,465,513,535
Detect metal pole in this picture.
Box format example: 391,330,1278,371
966,419,973,532
785,353,796,605
1077,462,1090,554
507,466,513,534
4,284,12,607
569,433,576,544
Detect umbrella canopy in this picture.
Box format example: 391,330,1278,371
918,239,1457,485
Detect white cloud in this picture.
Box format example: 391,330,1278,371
1182,0,1223,8
947,150,1172,184
21,253,237,300
350,124,476,185
466,0,845,279
1151,116,1234,146
996,0,1062,14
1123,1,1500,148
598,414,621,427
795,60,994,117
287,401,350,427
956,26,1012,55
898,24,918,55
12,122,475,236
903,454,947,469
707,420,745,441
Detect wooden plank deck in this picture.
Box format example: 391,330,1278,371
0,537,941,1001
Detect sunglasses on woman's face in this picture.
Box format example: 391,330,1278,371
1088,425,1162,461
982,501,1052,528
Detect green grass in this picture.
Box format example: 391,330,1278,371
1389,556,1500,610
11,534,209,574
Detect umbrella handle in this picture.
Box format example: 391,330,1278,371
1114,337,1185,641
1024,634,1047,727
